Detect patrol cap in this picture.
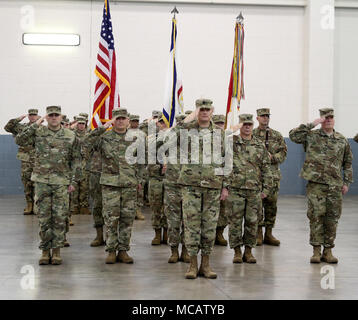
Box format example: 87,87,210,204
157,112,164,122
79,112,89,120
185,110,193,115
152,110,162,118
73,116,78,121
239,114,254,125
46,105,61,115
256,108,271,116
76,116,87,124
130,114,140,121
319,108,334,118
195,98,213,109
175,114,186,122
62,115,69,124
113,107,129,119
213,114,225,123
28,109,38,115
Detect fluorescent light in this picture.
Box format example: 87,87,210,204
22,33,80,46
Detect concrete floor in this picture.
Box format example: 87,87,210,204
0,194,357,300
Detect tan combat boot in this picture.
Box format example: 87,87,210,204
168,247,179,263
135,209,145,220
310,245,321,263
185,255,198,279
51,248,62,265
23,202,33,215
151,229,161,245
256,226,263,246
263,227,280,246
243,246,257,264
180,245,190,263
198,255,217,279
69,218,74,226
162,228,168,244
105,251,116,264
215,227,228,246
117,250,134,264
90,227,105,247
64,235,70,247
321,248,338,264
233,246,243,264
80,207,91,215
39,250,51,265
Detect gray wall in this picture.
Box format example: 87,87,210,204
0,135,357,195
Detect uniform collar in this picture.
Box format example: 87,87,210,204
319,128,337,138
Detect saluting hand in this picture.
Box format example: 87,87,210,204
104,118,116,129
18,114,27,121
313,117,325,127
36,115,46,126
70,121,78,129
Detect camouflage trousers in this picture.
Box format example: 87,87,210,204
164,183,184,248
137,182,144,208
182,186,220,256
34,182,69,250
258,181,280,228
149,178,167,229
21,161,34,203
228,188,261,249
217,199,229,228
89,172,103,228
70,171,89,213
306,182,342,248
102,185,136,252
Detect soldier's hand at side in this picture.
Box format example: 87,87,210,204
268,153,273,161
104,118,115,129
342,185,349,195
36,115,46,125
261,193,267,199
162,164,167,174
68,185,75,193
220,188,229,201
313,117,325,127
137,184,142,191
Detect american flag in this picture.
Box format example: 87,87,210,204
91,0,120,129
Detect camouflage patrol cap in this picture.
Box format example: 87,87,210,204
319,108,334,118
28,109,38,115
112,107,129,119
239,114,254,124
79,112,89,120
256,108,271,116
129,114,140,121
175,114,186,122
213,115,225,123
76,116,87,124
46,105,61,115
62,115,69,124
152,110,162,118
185,110,193,115
157,112,164,122
195,98,213,109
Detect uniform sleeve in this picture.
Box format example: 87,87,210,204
354,134,358,143
342,139,353,186
4,118,24,135
15,123,37,147
69,137,83,186
289,123,315,145
261,147,273,195
271,133,287,165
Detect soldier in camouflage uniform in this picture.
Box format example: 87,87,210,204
129,114,146,221
164,114,190,264
176,99,227,279
61,115,70,128
354,134,358,143
87,108,142,264
289,108,353,264
212,114,229,246
148,114,168,245
70,116,90,215
253,108,287,246
15,106,81,265
223,114,272,264
4,109,40,215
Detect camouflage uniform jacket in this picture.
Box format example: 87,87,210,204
15,124,82,186
223,134,273,195
82,129,102,174
4,118,35,162
147,131,166,181
74,129,89,171
163,128,181,186
176,120,225,190
354,133,358,143
253,127,287,182
87,126,140,188
289,123,353,187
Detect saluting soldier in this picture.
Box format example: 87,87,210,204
223,114,272,264
15,106,81,265
87,108,142,264
4,109,40,215
253,108,287,246
289,108,353,263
